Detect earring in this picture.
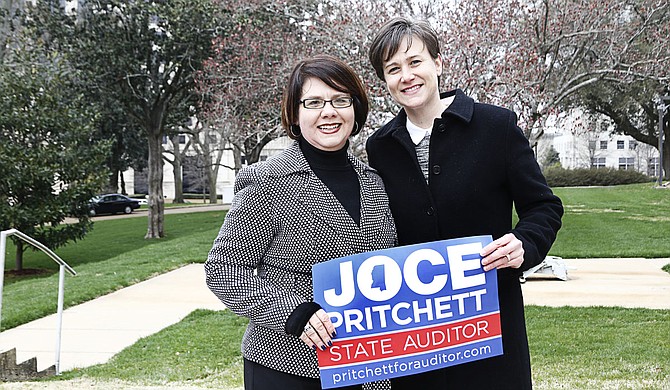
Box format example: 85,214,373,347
290,125,301,138
351,121,360,136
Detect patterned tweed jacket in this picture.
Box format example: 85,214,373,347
205,141,397,378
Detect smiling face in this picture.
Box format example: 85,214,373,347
382,35,443,119
297,77,355,152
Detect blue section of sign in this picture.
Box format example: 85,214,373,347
313,236,498,338
319,338,505,388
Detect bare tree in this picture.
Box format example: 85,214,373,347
162,132,192,203
196,0,308,167
435,0,670,145
185,117,237,203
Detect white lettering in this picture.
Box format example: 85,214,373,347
323,261,356,307
404,248,449,295
358,255,403,302
447,243,486,290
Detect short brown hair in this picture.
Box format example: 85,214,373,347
369,17,441,81
281,55,369,139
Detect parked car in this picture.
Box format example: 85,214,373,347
89,194,141,216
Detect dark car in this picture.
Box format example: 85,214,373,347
89,194,141,216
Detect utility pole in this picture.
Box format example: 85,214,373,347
658,96,670,187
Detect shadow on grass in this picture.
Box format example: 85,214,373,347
3,268,58,286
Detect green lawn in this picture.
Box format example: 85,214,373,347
3,183,670,388
1,211,225,330
51,307,669,389
550,184,670,258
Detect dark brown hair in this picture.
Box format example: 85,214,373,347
281,55,369,139
368,17,441,81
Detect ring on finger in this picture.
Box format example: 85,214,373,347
504,253,511,263
304,323,314,333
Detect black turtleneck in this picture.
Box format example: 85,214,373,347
299,138,361,225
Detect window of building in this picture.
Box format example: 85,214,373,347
629,140,637,150
618,157,634,170
591,157,606,169
617,140,625,149
599,140,608,150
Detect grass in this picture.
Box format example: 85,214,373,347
528,306,670,389
57,310,248,388
50,307,669,389
3,183,670,388
1,211,225,330
549,183,670,258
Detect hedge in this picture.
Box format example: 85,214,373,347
543,167,654,187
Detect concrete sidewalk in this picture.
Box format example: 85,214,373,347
0,264,223,373
0,258,669,375
521,258,670,309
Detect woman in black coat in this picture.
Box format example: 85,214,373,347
366,17,563,389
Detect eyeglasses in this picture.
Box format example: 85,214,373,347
300,97,354,109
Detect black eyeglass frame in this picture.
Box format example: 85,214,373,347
299,97,354,109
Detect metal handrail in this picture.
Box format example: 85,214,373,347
0,228,77,375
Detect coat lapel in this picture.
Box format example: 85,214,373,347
281,143,361,248
276,142,391,253
353,157,391,251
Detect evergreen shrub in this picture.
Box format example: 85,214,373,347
544,167,654,187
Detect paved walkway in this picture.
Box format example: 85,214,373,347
0,259,669,374
521,258,670,309
0,264,222,373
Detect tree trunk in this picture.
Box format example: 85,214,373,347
14,240,24,272
663,139,670,181
171,134,185,203
233,147,242,174
145,132,164,239
119,171,127,195
208,169,217,204
107,168,119,193
172,164,184,203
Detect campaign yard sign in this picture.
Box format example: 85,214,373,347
312,235,503,388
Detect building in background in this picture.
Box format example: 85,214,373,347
537,109,660,175
122,136,292,203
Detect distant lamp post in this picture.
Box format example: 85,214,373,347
658,96,670,186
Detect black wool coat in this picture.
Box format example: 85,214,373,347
366,89,563,389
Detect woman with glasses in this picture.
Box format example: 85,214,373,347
205,55,396,390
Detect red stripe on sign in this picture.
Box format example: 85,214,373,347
317,312,501,367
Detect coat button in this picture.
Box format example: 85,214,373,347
432,165,441,175
426,207,435,216
438,123,446,133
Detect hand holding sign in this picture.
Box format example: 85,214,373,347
480,233,525,271
300,309,337,351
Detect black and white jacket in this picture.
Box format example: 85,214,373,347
205,141,397,378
